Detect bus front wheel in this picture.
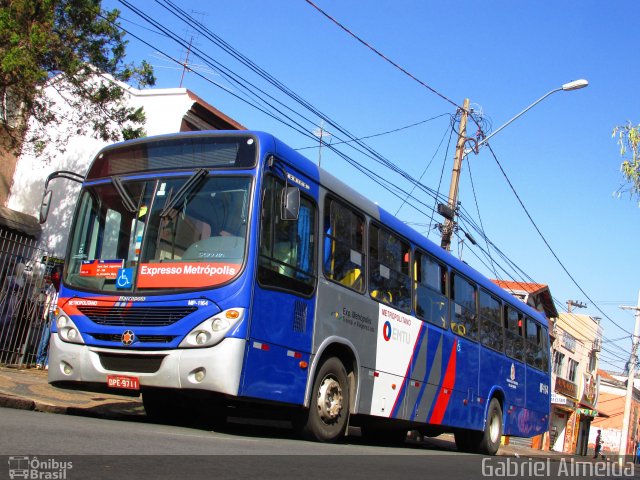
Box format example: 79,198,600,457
296,357,350,442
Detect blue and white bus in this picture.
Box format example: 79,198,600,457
44,131,550,454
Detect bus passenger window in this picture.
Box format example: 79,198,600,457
525,318,546,371
414,251,448,329
451,273,478,340
258,175,317,296
504,307,525,362
479,290,503,351
368,224,411,312
323,198,365,293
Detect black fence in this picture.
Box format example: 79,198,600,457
0,229,55,367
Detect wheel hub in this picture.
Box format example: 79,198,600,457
316,376,343,423
489,414,500,443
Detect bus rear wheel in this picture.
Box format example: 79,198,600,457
295,357,350,442
454,397,503,455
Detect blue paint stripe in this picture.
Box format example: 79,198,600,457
411,329,442,420
390,324,427,418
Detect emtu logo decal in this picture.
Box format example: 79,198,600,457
383,321,392,341
381,320,410,344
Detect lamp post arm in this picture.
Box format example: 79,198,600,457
465,87,563,155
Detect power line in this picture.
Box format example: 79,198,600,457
303,0,461,110
295,114,452,151
464,155,498,278
395,118,453,217
115,1,631,347
483,143,633,337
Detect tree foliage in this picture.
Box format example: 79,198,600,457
0,0,155,157
613,122,640,200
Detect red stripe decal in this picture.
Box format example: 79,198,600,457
429,339,457,425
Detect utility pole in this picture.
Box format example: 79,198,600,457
567,300,587,313
618,290,640,463
440,98,470,251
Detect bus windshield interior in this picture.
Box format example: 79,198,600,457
66,175,252,292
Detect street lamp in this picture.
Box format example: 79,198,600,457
440,79,589,251
465,79,589,155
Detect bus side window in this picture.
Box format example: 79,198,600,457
414,251,448,329
368,224,411,312
479,290,502,351
504,307,525,363
323,197,365,293
451,273,478,341
525,318,547,371
540,328,550,372
258,175,317,296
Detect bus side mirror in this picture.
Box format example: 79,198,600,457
281,187,300,220
39,190,53,224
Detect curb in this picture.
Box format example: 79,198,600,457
0,394,36,411
0,392,144,423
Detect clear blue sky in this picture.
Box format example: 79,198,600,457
107,0,640,371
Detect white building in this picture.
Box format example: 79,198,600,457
5,76,244,258
549,312,602,455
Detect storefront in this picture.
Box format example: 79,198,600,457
575,373,599,455
551,377,580,453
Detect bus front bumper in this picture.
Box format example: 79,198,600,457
47,333,245,396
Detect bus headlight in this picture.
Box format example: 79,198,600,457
180,308,244,348
56,314,85,345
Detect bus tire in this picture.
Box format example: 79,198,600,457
455,398,503,455
296,356,350,442
478,397,503,455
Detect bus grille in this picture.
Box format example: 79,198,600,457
91,334,176,344
98,352,166,373
79,306,198,326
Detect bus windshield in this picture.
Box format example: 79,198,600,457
66,175,252,293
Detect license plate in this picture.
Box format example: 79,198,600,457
107,375,140,390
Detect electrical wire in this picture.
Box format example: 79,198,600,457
112,1,632,358
295,114,452,151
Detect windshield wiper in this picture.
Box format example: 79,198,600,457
112,176,137,213
160,168,208,217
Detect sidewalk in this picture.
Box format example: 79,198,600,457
0,365,597,459
0,365,144,421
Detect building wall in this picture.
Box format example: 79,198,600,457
6,81,231,258
591,378,640,456
549,313,601,454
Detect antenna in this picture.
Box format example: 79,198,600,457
177,10,207,88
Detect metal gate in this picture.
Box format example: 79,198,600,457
0,229,53,367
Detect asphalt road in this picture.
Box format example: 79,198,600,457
1,408,623,480
0,407,500,480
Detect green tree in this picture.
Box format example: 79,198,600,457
613,122,640,200
0,0,154,158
